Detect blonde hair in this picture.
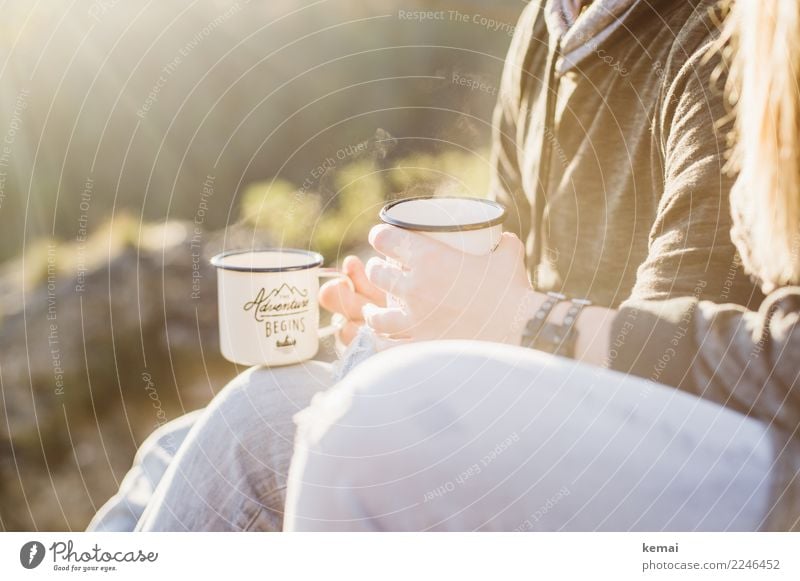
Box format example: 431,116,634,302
726,0,800,292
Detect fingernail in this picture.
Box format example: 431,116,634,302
368,225,381,246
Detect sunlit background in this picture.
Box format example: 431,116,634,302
0,0,523,530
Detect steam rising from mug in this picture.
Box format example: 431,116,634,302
378,196,506,307
379,196,506,254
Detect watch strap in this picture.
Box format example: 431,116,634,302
520,291,565,349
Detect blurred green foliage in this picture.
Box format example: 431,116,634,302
0,0,522,264
240,148,490,261
7,147,490,298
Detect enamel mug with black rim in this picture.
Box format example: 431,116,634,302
211,249,341,367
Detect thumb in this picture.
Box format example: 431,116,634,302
343,255,386,306
495,232,525,259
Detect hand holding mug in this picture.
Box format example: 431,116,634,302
364,225,533,344
318,255,387,346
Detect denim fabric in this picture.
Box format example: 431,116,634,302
285,341,774,531
87,411,202,532
131,361,334,531
88,329,381,532
90,339,774,532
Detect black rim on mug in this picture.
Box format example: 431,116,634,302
379,195,507,232
210,248,324,273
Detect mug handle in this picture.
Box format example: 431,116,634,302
317,267,346,338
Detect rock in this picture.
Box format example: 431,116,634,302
0,220,270,530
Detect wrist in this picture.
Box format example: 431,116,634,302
518,292,593,358
506,289,544,345
573,305,612,364
545,299,572,327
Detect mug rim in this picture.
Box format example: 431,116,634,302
379,195,506,232
210,248,324,273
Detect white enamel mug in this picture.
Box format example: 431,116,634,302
378,196,506,307
211,249,341,366
379,196,506,254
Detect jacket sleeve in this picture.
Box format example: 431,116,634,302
610,287,800,432
629,23,758,307
488,3,540,242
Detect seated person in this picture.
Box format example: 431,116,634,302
88,0,760,531
283,0,800,531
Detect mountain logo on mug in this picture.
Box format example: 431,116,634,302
243,283,310,322
276,335,297,349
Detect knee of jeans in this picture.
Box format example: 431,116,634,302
296,342,494,470
290,345,486,518
133,409,203,464
199,361,332,445
330,340,550,416
214,360,327,410
296,341,571,473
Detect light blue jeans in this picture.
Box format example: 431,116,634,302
88,361,335,531
88,341,774,532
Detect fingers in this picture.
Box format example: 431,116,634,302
368,224,453,268
318,255,388,318
319,278,369,320
343,255,386,306
365,256,411,298
338,320,361,346
362,304,411,337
